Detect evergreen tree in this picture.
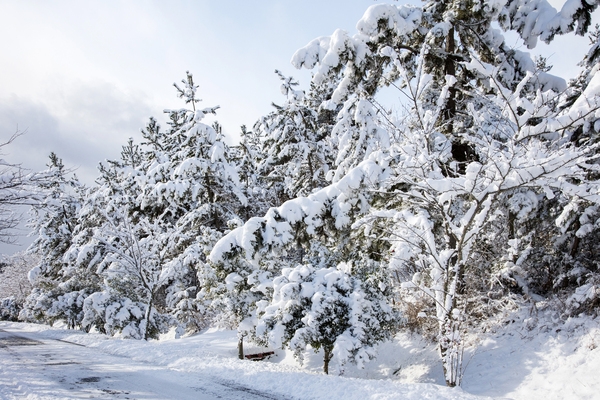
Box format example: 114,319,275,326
256,71,334,201
139,72,248,334
26,153,82,283
83,207,169,339
20,153,89,327
230,124,271,221
255,261,396,374
210,153,398,371
57,141,152,335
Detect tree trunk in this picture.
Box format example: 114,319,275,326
439,312,463,387
570,220,581,257
438,248,464,387
238,336,244,360
143,294,154,341
508,211,516,241
443,27,457,134
323,345,333,375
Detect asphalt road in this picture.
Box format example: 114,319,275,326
0,327,285,400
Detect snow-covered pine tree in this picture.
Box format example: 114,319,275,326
58,139,166,337
140,72,246,232
229,124,271,221
255,71,334,202
83,207,169,340
138,72,248,335
20,153,89,327
26,153,82,284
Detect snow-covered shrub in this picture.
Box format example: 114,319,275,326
81,290,161,339
41,289,90,328
19,265,100,329
255,261,398,374
396,290,439,342
0,296,22,321
0,252,37,301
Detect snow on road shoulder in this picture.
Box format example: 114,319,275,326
0,322,485,400
462,313,600,400
4,315,600,399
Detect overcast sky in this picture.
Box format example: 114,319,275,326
0,0,597,254
0,0,380,184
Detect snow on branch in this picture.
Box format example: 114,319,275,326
209,158,387,264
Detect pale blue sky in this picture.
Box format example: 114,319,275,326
0,0,597,254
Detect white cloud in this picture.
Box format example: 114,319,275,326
0,79,153,184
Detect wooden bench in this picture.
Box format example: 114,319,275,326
244,351,275,361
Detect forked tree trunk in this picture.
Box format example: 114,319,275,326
439,314,463,387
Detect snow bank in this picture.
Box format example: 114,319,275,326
0,322,482,400
462,312,600,400
4,313,600,400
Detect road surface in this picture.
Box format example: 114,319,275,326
0,327,286,399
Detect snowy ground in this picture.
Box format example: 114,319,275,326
461,312,600,399
0,327,277,400
1,311,599,399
